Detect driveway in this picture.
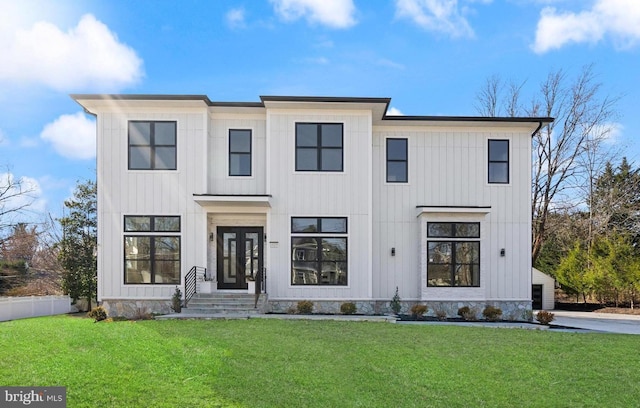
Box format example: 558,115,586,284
549,310,640,335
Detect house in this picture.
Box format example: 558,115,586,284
72,94,553,319
532,268,555,310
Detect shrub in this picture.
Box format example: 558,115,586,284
482,305,503,322
133,307,154,321
435,309,448,321
536,310,555,325
458,306,476,321
171,286,182,313
410,304,428,318
296,300,314,314
390,287,402,315
340,302,357,315
87,306,107,322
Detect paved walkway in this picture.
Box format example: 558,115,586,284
156,310,640,335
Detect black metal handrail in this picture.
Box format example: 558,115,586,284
254,267,266,308
184,266,206,306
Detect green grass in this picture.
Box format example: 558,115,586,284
1,316,639,407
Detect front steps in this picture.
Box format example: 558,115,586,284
184,293,266,314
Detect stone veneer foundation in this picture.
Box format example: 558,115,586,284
102,300,173,318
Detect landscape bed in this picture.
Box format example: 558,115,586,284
0,315,638,407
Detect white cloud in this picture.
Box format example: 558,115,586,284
0,13,143,90
387,107,405,115
226,8,246,29
395,0,475,38
40,112,96,160
532,0,640,53
376,58,405,70
270,0,357,29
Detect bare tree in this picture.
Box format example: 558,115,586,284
0,168,37,235
476,65,619,264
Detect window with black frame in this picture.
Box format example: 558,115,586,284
291,217,348,285
488,139,509,184
124,215,180,284
427,222,480,287
229,129,252,176
295,123,343,172
128,121,177,170
386,138,408,183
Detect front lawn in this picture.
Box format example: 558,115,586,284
0,316,638,407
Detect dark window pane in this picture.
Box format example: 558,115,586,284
321,124,342,147
292,218,318,233
296,148,318,170
489,140,509,161
428,242,452,263
292,261,319,284
126,260,151,283
154,260,180,284
387,139,407,160
320,261,347,284
455,223,480,238
154,216,180,232
387,162,407,182
320,218,347,233
155,147,176,170
230,154,251,176
130,146,151,169
321,148,342,171
129,122,151,145
456,242,479,263
321,238,347,260
154,123,176,145
230,130,251,152
125,236,150,259
155,237,180,258
489,163,508,183
296,124,318,147
292,237,318,261
427,264,452,286
125,216,151,232
428,223,453,238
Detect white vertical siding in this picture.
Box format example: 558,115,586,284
96,108,208,300
373,125,533,302
266,110,373,300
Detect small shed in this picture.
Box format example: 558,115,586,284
532,268,555,310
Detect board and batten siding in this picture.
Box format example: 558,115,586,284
265,110,373,300
207,114,267,195
372,125,532,302
96,108,208,301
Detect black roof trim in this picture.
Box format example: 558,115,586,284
70,94,213,103
209,102,264,108
386,115,554,123
416,205,492,209
193,194,272,197
260,95,391,104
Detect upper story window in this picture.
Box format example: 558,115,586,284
386,138,408,183
488,139,509,184
128,121,177,170
229,129,252,176
295,123,343,172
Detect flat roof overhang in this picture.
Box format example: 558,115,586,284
193,194,272,209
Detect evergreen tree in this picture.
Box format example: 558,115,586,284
58,180,97,309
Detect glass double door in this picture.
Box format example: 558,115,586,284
216,227,263,290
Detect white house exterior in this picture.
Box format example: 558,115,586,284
73,94,552,319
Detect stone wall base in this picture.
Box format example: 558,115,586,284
267,300,533,321
102,299,173,318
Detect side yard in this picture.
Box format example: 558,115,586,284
0,316,638,407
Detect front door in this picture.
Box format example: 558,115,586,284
216,227,263,290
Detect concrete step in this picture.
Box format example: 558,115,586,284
184,292,266,314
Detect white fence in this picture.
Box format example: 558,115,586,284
0,295,71,322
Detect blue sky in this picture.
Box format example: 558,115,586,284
0,0,639,224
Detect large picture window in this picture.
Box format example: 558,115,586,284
124,215,180,284
386,138,408,183
229,129,252,176
427,222,480,287
295,123,343,172
291,217,347,285
488,139,509,184
128,121,177,170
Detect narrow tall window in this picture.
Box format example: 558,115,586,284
229,129,252,176
128,121,177,170
488,139,509,184
386,138,408,183
295,123,343,172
